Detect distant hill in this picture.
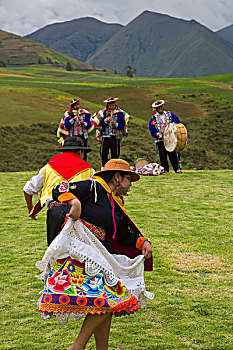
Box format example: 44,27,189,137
26,17,123,62
24,12,233,78
217,24,233,45
0,30,94,70
87,11,233,78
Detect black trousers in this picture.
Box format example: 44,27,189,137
46,205,70,246
77,134,88,161
101,136,120,166
157,141,179,172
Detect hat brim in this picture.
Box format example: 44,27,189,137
103,98,119,103
69,99,81,106
94,169,140,182
56,146,92,152
152,100,165,108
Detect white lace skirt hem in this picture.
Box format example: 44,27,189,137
36,219,154,307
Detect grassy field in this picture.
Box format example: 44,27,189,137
0,170,232,350
0,66,232,171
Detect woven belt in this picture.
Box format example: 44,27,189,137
48,201,63,210
80,219,106,241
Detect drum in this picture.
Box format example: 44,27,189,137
134,158,149,169
163,123,188,152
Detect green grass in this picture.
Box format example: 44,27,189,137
0,170,232,349
0,67,232,171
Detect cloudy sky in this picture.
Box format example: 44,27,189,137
0,0,232,36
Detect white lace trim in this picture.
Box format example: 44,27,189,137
36,220,154,312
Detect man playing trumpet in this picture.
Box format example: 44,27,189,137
57,98,92,160
93,97,131,167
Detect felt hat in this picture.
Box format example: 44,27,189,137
151,99,165,108
103,97,119,103
56,136,92,152
69,98,81,106
94,159,140,182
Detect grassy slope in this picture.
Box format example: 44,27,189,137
0,170,232,349
0,30,94,70
0,67,232,171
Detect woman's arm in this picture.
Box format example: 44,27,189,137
142,240,152,259
67,198,81,221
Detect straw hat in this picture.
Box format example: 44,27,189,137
103,97,119,103
151,99,165,108
94,159,140,182
69,98,81,106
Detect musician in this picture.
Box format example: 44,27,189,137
57,98,92,160
149,100,182,173
92,97,131,167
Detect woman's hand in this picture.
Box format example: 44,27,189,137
142,241,152,259
67,198,81,221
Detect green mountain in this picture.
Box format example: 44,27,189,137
26,17,123,62
24,12,233,78
217,24,233,45
87,11,233,78
0,30,94,70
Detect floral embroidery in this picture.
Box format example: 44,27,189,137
71,277,85,286
70,184,77,190
94,297,105,307
58,182,70,193
115,281,124,297
76,297,88,306
59,295,70,304
44,293,53,303
47,269,72,294
67,263,75,273
39,257,140,318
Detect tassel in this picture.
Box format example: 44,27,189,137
110,193,117,239
90,178,98,203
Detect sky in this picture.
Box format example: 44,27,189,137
0,0,232,36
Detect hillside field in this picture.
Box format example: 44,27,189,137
0,66,233,171
0,170,232,349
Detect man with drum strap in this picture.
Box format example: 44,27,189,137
149,100,182,173
92,97,131,167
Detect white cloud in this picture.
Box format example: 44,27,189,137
0,0,232,36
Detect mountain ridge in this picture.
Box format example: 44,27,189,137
26,17,123,62
87,11,233,77
3,11,233,78
217,24,233,45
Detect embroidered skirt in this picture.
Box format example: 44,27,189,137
38,257,140,321
37,220,153,324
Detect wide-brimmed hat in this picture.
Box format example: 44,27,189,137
69,98,81,106
103,97,119,104
151,99,165,108
56,136,92,152
94,159,140,182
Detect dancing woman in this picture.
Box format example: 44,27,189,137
36,159,153,350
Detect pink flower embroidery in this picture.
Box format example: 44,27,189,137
59,183,69,193
47,269,72,294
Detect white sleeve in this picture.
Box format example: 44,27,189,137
23,167,44,197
